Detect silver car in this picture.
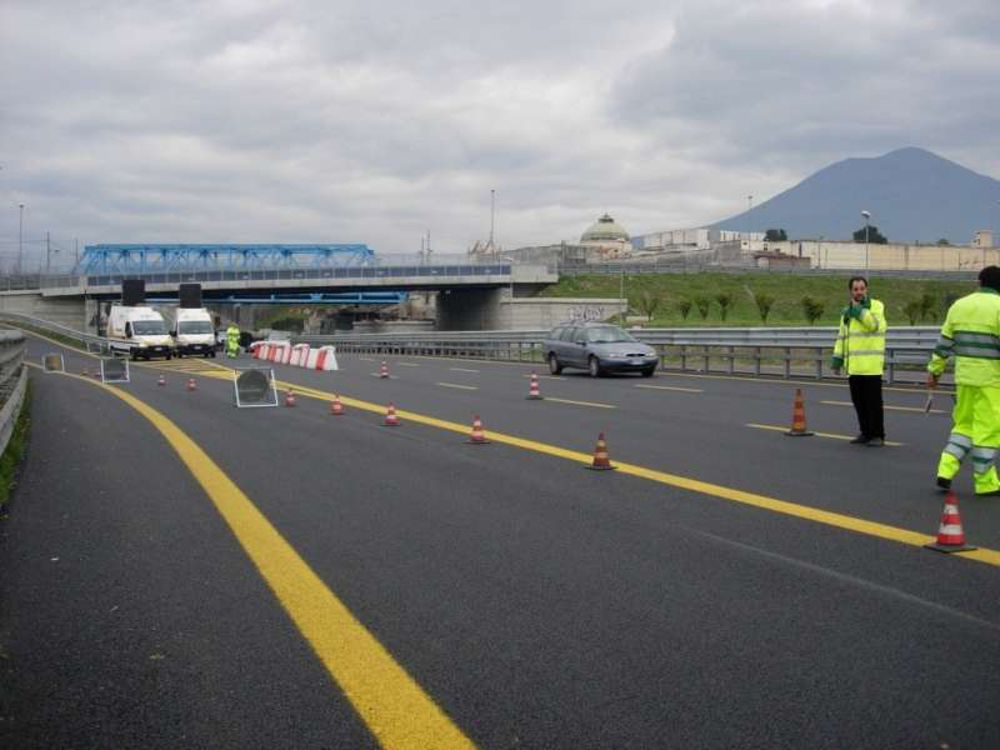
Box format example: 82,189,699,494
544,322,659,377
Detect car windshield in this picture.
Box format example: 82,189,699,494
585,326,636,344
179,321,213,334
133,320,167,335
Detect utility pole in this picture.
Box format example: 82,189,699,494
17,203,24,275
489,189,496,252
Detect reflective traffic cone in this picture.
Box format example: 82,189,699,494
379,360,389,379
330,395,344,416
586,432,616,471
187,377,197,392
784,388,814,436
925,490,977,553
468,415,491,445
157,374,166,387
383,402,400,426
284,389,297,407
526,371,543,400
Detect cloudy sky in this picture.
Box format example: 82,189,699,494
2,0,998,270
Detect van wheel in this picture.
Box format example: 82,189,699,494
588,356,602,378
548,353,562,375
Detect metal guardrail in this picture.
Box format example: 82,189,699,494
301,326,942,385
0,312,942,385
0,330,27,458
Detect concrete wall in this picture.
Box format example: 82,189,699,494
502,297,625,330
0,291,86,328
762,240,1000,271
436,288,504,330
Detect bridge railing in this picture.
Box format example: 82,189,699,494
0,313,110,355
302,326,942,385
0,330,28,458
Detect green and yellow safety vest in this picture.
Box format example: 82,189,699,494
831,298,886,375
928,288,1000,387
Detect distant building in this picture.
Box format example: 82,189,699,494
580,213,631,258
973,230,995,248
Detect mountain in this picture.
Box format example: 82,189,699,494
712,147,1000,244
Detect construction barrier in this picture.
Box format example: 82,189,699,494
307,346,339,371
290,344,310,367
100,357,129,384
251,340,337,372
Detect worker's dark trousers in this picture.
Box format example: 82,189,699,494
848,374,885,439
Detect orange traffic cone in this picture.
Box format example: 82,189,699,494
467,415,491,445
187,377,197,392
330,395,344,416
157,374,166,387
284,389,297,407
784,388,814,436
383,402,400,426
586,432,616,471
526,371,543,400
379,360,389,379
925,490,977,553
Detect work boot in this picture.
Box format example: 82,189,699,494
936,476,952,491
850,434,870,445
866,437,885,447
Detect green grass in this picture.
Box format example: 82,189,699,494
0,380,31,513
542,272,975,326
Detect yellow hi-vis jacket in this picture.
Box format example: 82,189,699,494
928,288,1000,387
831,298,886,375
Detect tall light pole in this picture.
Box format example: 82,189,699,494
746,194,753,250
18,203,25,275
489,189,496,252
861,209,871,270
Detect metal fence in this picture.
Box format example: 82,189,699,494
0,330,27,458
300,326,942,385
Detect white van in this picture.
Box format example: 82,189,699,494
106,304,173,360
168,307,216,358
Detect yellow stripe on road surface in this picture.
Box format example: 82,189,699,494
279,379,998,568
53,370,476,750
746,423,905,447
820,399,946,415
634,384,704,393
437,382,478,391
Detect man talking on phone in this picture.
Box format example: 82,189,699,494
831,276,887,446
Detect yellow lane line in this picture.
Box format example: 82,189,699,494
634,384,704,393
820,399,946,415
437,382,478,391
280,379,998,568
746,423,905,447
49,370,476,749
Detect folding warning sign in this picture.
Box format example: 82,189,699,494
100,357,130,384
43,353,65,373
233,367,279,408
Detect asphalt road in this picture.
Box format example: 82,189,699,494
2,336,999,749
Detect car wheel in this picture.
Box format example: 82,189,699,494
548,353,562,375
588,356,602,378
641,366,656,378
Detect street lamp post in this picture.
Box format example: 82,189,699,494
17,203,25,276
861,210,871,270
500,255,515,328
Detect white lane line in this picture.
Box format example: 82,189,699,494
820,399,946,415
437,382,478,391
635,384,703,393
449,367,480,373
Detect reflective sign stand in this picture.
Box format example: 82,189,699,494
42,353,66,373
100,357,130,384
233,367,279,408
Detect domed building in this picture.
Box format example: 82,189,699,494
580,213,632,258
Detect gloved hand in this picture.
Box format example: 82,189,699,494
841,306,852,324
848,304,864,320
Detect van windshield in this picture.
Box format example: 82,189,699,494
585,326,636,344
133,320,167,335
179,321,213,334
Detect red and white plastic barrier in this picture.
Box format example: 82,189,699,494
249,340,337,371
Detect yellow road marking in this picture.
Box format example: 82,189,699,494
746,423,905,447
278,379,998,568
543,397,616,409
820,399,946,415
635,384,704,393
49,370,476,750
437,382,478,391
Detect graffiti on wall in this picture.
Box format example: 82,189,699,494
566,305,608,322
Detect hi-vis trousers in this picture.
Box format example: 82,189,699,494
937,384,1000,494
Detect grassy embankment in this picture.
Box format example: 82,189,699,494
541,272,976,326
0,382,31,513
